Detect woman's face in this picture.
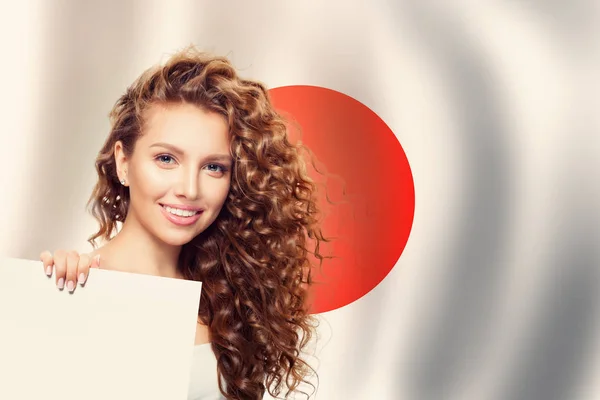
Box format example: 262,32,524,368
115,102,232,247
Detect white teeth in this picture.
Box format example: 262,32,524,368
164,206,198,217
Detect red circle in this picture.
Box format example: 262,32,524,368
269,85,415,313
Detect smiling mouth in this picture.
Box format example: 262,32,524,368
160,204,202,217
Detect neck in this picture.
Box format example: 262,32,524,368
100,214,183,279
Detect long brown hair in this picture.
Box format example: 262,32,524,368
87,46,327,399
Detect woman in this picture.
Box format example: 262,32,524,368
39,46,327,400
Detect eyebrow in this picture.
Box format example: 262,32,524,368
149,142,232,163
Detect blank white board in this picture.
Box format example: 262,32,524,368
0,257,202,400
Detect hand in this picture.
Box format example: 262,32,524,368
39,250,100,293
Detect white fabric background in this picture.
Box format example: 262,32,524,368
0,1,598,399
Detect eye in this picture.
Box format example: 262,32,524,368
205,163,227,173
156,154,176,165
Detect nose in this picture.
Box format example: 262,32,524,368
174,166,200,200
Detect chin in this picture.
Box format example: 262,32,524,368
153,217,216,247
157,231,199,247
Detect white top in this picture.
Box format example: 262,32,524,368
188,343,224,400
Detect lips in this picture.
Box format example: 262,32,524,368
159,204,203,226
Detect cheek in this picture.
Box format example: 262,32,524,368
130,165,169,199
204,179,231,208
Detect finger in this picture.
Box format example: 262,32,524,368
39,250,53,277
65,251,80,293
90,254,101,269
77,253,92,286
53,249,68,290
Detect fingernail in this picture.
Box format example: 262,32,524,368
95,255,101,266
45,266,52,276
78,273,86,285
67,281,75,292
57,278,64,290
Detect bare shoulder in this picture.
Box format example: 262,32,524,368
195,322,210,346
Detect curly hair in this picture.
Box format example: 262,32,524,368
86,46,327,399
